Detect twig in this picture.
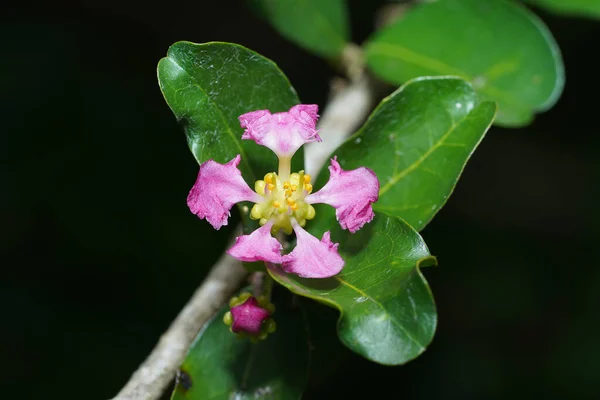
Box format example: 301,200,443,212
113,41,384,400
111,252,247,400
304,45,385,177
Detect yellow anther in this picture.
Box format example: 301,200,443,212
254,180,265,195
250,204,262,220
290,172,300,184
251,168,318,233
306,204,316,220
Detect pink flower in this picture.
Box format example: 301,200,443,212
187,105,379,278
230,296,271,335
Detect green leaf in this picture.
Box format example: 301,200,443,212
157,41,301,182
365,0,564,127
319,76,496,232
171,290,309,400
268,214,437,365
525,0,600,19
249,0,350,58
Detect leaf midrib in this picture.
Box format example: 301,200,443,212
303,0,347,48
164,55,255,180
334,274,426,350
275,0,346,53
368,42,530,109
378,112,467,196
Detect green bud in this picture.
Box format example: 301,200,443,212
266,318,276,333
223,311,233,326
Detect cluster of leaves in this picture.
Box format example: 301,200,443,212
155,0,585,398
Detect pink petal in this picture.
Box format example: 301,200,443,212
305,157,379,233
289,104,319,126
230,297,271,335
226,222,283,263
238,104,322,157
187,155,260,230
282,223,344,278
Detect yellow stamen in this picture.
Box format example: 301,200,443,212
254,180,265,195
252,169,317,233
306,205,316,220
250,204,262,220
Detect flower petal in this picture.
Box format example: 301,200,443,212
187,155,260,230
281,222,344,278
230,296,271,335
226,222,283,263
305,157,379,233
239,104,321,158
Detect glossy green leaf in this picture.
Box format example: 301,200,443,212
249,0,349,58
157,41,301,182
365,0,564,127
268,214,437,365
171,290,309,400
525,0,600,19
320,76,495,232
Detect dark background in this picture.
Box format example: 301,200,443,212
2,0,599,399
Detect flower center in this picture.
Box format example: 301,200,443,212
250,171,316,234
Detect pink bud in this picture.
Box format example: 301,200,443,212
230,297,271,335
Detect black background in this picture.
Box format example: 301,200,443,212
2,0,599,398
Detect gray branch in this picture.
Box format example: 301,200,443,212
111,43,384,400
111,252,247,400
304,45,385,177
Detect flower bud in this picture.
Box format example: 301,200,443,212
224,294,276,340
